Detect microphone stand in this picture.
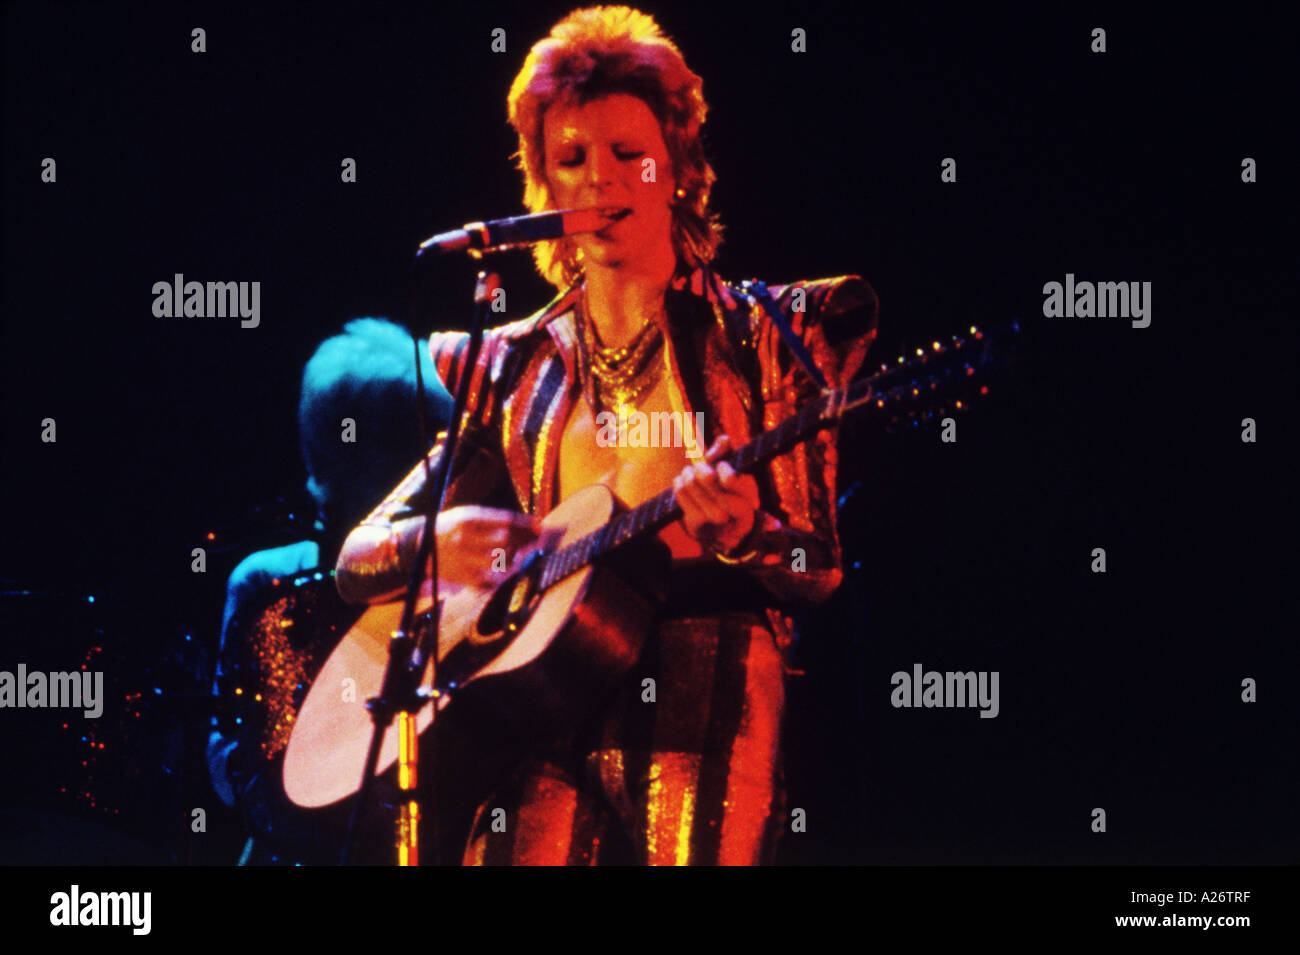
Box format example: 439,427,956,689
340,267,498,866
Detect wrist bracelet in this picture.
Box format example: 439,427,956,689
713,513,764,565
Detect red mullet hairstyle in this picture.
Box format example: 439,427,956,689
507,6,723,290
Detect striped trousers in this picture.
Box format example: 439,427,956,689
462,613,787,865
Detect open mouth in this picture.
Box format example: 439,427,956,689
594,207,633,238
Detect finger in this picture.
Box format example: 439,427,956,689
703,433,731,464
460,516,518,537
674,481,709,531
679,480,731,528
468,512,542,542
706,483,752,526
677,467,736,530
693,459,739,500
695,470,757,525
673,475,699,515
692,459,717,490
501,512,543,535
691,462,733,509
690,461,743,512
681,467,722,519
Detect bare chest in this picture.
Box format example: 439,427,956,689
556,373,705,557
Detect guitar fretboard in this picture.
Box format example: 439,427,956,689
536,323,1011,591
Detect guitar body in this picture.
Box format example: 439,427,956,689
283,320,1010,810
283,484,668,809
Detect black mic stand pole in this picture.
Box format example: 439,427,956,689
340,266,498,865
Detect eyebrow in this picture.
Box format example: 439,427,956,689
549,134,645,151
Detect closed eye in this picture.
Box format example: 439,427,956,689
554,146,644,167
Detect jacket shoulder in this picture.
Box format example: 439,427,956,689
427,286,580,405
767,275,878,323
497,285,582,342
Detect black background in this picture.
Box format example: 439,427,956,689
1,0,1294,865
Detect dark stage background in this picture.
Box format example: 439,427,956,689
1,1,1294,865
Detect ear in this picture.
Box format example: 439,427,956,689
664,162,678,201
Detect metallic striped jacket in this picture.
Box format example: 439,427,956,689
336,264,878,658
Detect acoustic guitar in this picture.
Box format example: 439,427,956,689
283,324,1014,808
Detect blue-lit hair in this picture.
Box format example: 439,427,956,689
299,318,453,534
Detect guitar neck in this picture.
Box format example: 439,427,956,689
537,323,1012,591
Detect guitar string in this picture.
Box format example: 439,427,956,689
535,332,986,588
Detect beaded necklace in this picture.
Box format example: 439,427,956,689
575,291,666,416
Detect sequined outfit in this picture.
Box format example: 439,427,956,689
336,265,877,864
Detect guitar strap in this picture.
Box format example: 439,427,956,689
734,277,829,391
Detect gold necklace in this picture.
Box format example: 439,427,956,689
577,295,665,414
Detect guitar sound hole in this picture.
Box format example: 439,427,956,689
474,570,539,645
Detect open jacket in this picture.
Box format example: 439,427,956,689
335,264,878,660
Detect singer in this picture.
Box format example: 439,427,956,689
335,5,878,865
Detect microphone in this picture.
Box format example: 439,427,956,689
416,206,631,257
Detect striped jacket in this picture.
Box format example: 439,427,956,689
337,265,878,655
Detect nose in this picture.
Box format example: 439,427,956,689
586,148,615,189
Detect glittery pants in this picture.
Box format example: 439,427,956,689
462,613,787,865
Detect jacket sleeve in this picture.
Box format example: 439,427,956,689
334,330,517,604
735,275,879,606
